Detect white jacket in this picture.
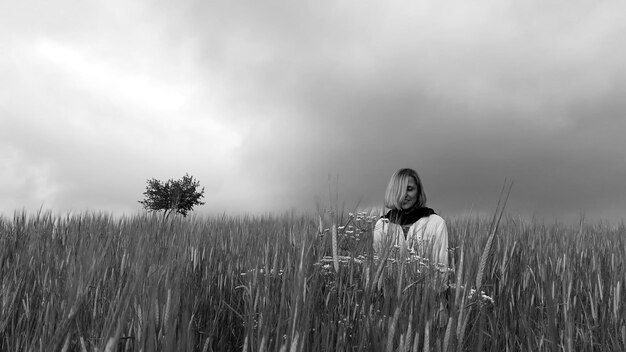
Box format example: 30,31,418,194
373,214,449,270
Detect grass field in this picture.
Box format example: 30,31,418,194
1,207,624,351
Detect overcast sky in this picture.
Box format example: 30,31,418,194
2,0,625,224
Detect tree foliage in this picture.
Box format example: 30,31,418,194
139,173,205,218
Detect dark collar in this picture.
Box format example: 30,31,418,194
382,207,436,226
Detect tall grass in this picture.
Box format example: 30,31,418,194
1,208,624,351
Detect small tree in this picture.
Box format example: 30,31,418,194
139,173,205,218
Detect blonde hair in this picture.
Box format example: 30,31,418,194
384,168,427,210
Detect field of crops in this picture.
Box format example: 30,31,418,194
1,208,624,351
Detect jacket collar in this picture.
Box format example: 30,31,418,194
382,206,436,226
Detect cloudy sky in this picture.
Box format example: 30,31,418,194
2,0,625,224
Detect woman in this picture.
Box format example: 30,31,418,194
373,168,449,285
373,168,451,339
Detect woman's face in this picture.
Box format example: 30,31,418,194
401,177,418,210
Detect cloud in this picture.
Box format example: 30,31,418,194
1,10,244,215
179,0,626,220
1,0,625,222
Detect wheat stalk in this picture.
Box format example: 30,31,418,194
332,222,339,273
386,306,401,352
201,337,211,352
475,180,513,291
289,331,299,352
412,329,420,352
404,310,413,352
422,319,431,352
162,289,172,336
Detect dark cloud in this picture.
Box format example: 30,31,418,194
2,0,625,223
146,0,626,222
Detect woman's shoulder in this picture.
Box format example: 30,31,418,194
411,213,445,225
374,217,387,225
427,214,446,224
374,217,402,231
